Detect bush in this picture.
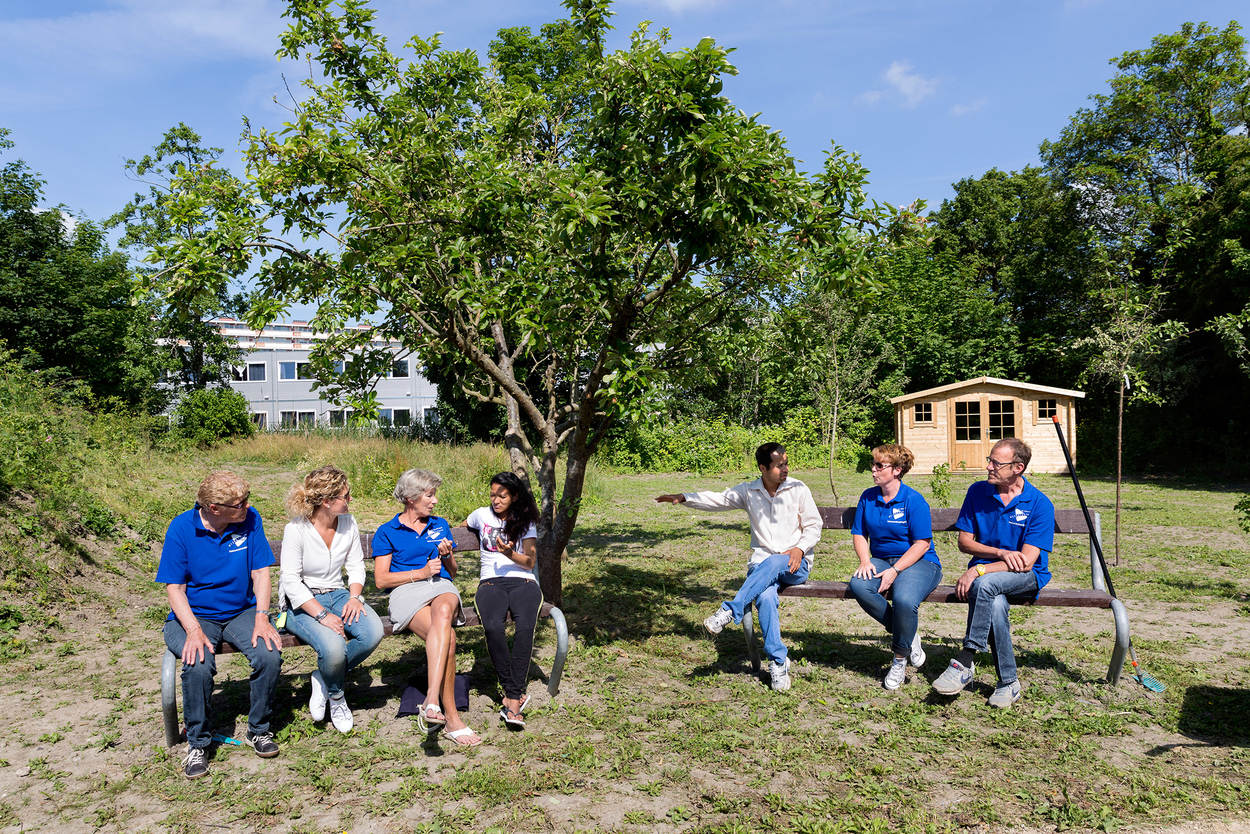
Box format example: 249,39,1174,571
172,387,255,446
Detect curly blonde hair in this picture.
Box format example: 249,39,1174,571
197,471,249,508
286,465,349,519
872,444,915,477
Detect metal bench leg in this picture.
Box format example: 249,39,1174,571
743,608,760,674
545,606,568,697
161,649,181,747
1108,598,1130,685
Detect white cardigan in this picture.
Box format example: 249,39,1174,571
279,514,367,610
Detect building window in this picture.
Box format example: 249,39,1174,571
987,399,1015,439
913,403,933,425
393,408,411,427
231,366,247,382
329,409,347,427
1037,398,1057,421
296,362,313,379
954,401,981,441
390,358,409,378
250,412,267,430
279,362,297,380
247,363,266,382
424,407,439,425
298,411,315,428
332,360,344,375
378,408,393,426
280,410,297,428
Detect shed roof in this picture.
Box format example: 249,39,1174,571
890,376,1085,405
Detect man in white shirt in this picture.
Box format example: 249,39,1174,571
657,443,822,690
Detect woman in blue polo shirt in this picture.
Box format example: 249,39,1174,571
847,444,942,690
372,468,480,747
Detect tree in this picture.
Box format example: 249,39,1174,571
107,124,242,393
0,128,166,411
154,0,885,602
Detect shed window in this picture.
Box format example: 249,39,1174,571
987,399,1015,439
954,401,981,441
1037,399,1057,421
913,403,933,425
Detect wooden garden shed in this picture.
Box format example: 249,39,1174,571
891,377,1084,475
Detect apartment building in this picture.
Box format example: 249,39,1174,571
214,317,438,430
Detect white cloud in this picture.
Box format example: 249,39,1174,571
883,60,937,108
856,89,885,106
950,97,987,117
621,0,728,12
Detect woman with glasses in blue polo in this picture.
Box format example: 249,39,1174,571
847,444,942,690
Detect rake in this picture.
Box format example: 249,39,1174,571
1051,416,1164,693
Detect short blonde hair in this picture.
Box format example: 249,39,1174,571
197,471,249,507
286,465,348,519
393,468,442,504
872,444,915,478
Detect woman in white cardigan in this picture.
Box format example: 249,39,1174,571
280,465,384,733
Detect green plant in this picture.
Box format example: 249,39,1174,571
1236,494,1250,533
172,387,254,446
929,463,952,507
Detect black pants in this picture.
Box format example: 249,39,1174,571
474,577,542,699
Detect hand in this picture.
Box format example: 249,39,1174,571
437,537,454,557
1000,549,1028,572
786,547,803,573
955,568,978,601
655,494,685,504
182,627,214,666
341,597,363,625
852,561,875,580
876,565,898,594
426,556,442,578
498,535,515,557
321,611,346,637
253,614,280,650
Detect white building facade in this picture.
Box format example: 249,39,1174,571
214,317,438,430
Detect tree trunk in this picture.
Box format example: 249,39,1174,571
1115,378,1124,567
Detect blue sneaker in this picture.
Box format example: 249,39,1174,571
932,659,975,695
988,679,1022,708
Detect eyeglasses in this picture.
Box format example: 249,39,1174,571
332,492,351,502
870,462,896,471
214,494,250,510
985,457,1016,470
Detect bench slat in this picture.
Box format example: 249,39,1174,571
817,507,1092,534
776,580,1113,608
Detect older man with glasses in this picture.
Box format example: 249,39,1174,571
157,471,282,778
932,437,1055,708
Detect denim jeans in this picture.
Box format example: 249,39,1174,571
848,557,942,656
723,552,810,665
962,570,1040,685
284,589,384,698
163,609,282,750
475,577,543,700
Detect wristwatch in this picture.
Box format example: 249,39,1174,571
975,564,987,577
352,594,365,604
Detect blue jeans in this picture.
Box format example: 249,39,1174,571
284,589,384,698
723,553,810,665
848,557,942,656
962,570,1040,685
163,609,282,750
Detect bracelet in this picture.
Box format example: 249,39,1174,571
256,609,271,616
315,609,330,622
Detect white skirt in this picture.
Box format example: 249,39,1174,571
388,578,462,632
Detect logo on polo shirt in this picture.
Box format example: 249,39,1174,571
228,533,248,552
427,528,442,541
1009,508,1030,527
889,507,906,523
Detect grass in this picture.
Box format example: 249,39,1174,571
0,437,1247,832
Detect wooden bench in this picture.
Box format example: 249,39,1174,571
161,526,568,747
740,508,1132,685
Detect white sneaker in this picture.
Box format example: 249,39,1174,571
770,658,792,691
703,607,734,636
309,671,328,721
909,633,926,669
329,694,353,733
884,657,907,690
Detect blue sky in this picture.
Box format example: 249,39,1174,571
2,0,1246,227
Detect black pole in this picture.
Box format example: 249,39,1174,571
1051,415,1118,599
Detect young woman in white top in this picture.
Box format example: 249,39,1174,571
465,472,541,730
280,466,384,733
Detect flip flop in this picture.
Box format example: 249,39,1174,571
416,702,446,733
518,694,531,713
443,726,482,747
502,708,525,730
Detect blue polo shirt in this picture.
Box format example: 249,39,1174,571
371,514,454,590
955,478,1054,589
851,482,940,566
155,506,274,621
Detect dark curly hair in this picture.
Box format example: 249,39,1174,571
490,471,540,544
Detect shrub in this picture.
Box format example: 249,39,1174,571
929,463,952,507
172,387,255,446
1237,494,1250,533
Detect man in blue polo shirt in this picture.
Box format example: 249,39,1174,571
933,437,1054,708
156,471,282,778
